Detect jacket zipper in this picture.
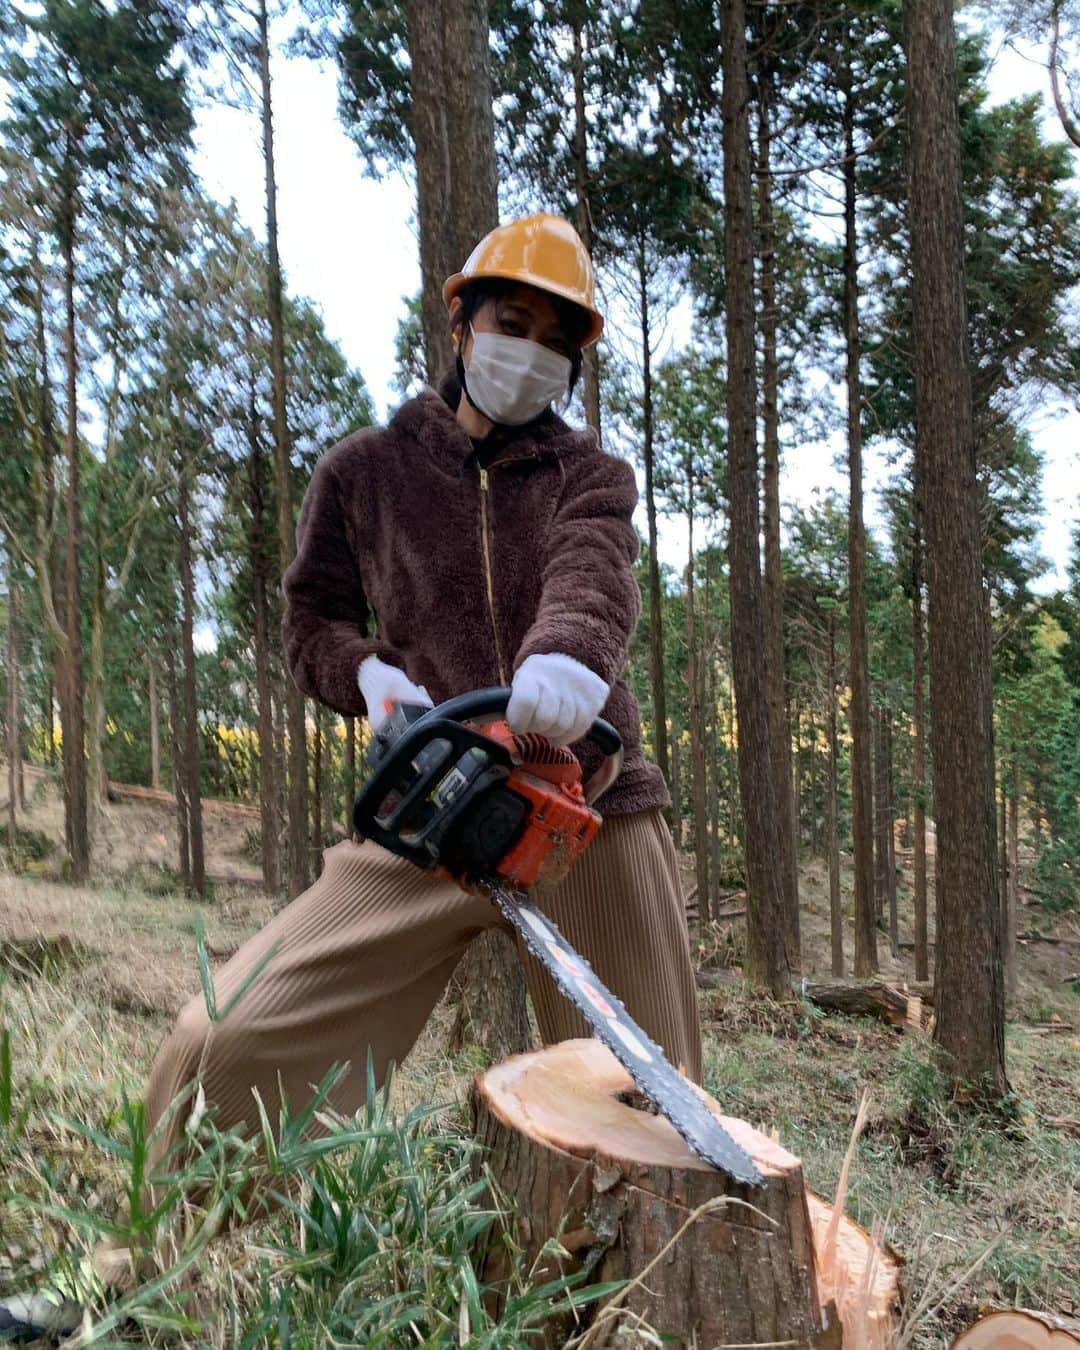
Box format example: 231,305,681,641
479,466,508,685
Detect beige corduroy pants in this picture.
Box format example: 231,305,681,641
144,807,701,1161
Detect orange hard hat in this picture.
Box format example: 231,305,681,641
443,212,604,346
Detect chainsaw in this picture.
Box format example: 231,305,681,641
353,688,762,1186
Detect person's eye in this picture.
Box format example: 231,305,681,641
499,316,526,336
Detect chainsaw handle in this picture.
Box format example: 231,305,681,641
416,687,623,805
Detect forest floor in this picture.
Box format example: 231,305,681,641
0,766,1077,1346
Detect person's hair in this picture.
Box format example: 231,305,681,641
438,277,589,411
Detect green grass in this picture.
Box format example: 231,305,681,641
701,985,1080,1345
0,964,621,1347
1,866,1078,1346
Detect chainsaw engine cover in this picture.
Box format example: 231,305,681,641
354,704,532,874
353,698,602,887
455,785,531,870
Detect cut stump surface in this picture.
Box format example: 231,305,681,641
952,1310,1080,1348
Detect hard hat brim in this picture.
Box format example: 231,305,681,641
442,270,604,347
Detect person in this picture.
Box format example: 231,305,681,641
0,212,701,1342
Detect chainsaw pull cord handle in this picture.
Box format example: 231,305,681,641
411,687,623,806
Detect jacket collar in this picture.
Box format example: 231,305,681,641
390,387,594,476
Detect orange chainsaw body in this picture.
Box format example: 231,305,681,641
457,718,600,888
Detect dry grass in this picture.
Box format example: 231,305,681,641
1,779,1078,1346
10,765,264,887
694,855,1080,1346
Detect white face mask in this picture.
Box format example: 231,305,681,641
463,327,572,426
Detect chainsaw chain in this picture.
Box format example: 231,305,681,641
480,880,763,1186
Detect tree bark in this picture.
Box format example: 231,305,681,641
1049,1,1080,149
905,0,1007,1092
148,652,161,790
165,638,190,889
311,706,323,853
45,675,55,769
721,0,789,998
828,618,844,977
322,711,334,834
33,252,63,783
842,64,877,978
912,519,929,982
473,1041,841,1349
571,17,602,438
61,139,89,882
86,228,130,825
448,927,533,1058
999,776,1008,931
726,667,740,871
1006,757,1019,1001
6,554,18,848
177,438,205,899
757,71,800,971
886,715,898,956
248,415,282,895
793,699,803,851
639,243,669,784
708,704,722,892
1031,770,1043,849
87,549,107,816
686,509,709,918
344,716,356,829
874,704,889,921
405,0,499,381
810,709,821,859
258,0,309,899
670,733,682,849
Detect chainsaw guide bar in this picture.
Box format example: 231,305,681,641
480,879,764,1185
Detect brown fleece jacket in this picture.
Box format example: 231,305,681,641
282,388,669,816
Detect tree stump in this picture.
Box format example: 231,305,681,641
473,1039,900,1348
952,1310,1080,1348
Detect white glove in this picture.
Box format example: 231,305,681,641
357,655,433,732
507,652,610,747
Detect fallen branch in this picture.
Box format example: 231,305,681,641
1018,931,1080,949
108,780,260,820
204,871,264,890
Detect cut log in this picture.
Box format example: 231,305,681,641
803,980,926,1030
473,1039,900,1348
106,780,261,820
952,1309,1080,1348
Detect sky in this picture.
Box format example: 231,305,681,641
190,24,1080,592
